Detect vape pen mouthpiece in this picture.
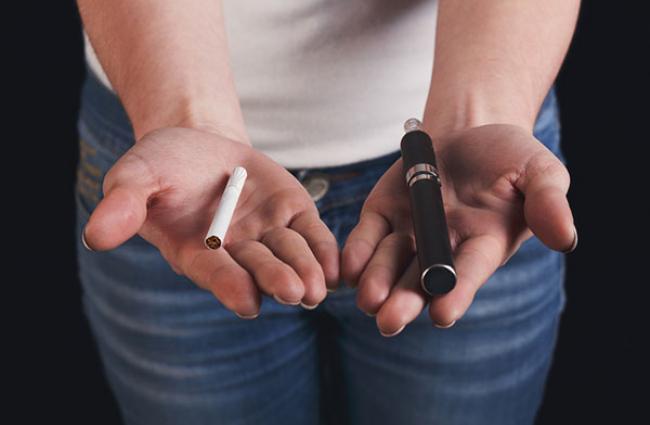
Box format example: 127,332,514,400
404,118,423,133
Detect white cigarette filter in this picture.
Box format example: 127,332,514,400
204,166,248,249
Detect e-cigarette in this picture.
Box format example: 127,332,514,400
400,118,456,296
205,166,247,249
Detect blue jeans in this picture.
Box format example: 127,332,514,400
76,67,567,425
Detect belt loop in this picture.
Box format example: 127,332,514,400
301,172,330,202
296,169,309,182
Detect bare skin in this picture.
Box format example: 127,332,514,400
342,124,576,334
78,0,340,317
83,127,340,317
342,0,582,335
78,0,581,330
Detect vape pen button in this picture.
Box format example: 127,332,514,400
301,173,330,202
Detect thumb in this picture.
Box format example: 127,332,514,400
515,152,577,253
82,155,157,251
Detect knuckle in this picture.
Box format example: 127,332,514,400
526,152,570,189
226,238,251,256
356,286,387,310
260,260,296,283
289,209,322,232
206,263,238,289
300,265,325,287
364,262,394,280
542,161,570,189
260,226,290,246
264,189,305,224
285,253,312,271
386,232,415,252
309,238,336,259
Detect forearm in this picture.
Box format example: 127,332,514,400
423,0,581,138
77,0,248,143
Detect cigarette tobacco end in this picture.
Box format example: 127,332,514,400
205,236,222,250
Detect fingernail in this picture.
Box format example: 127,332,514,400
236,311,260,320
273,294,301,306
300,301,320,310
562,225,578,254
327,287,337,293
434,319,456,329
379,324,405,337
81,227,94,252
364,311,376,317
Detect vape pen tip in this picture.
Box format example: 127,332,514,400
404,118,423,133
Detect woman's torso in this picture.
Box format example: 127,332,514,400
84,0,439,168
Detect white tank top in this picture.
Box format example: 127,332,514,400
84,0,438,168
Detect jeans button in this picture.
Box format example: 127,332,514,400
302,173,330,202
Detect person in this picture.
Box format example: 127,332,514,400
74,0,580,424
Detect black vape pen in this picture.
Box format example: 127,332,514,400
400,118,456,296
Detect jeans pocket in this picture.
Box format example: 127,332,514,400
75,119,124,218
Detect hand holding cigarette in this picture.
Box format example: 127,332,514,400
341,123,576,335
82,127,340,318
204,166,248,250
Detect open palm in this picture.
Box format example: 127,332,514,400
341,124,577,336
83,127,340,318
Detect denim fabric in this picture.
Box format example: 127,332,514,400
76,67,567,425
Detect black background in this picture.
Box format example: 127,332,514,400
10,1,643,423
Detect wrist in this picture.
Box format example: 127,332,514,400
128,97,250,145
421,83,538,142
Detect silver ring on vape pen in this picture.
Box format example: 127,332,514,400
420,264,457,293
409,173,436,186
406,163,439,185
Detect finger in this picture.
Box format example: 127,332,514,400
355,232,415,316
184,246,262,318
228,239,305,305
515,153,577,252
83,154,158,251
261,226,327,308
429,234,505,326
341,210,391,287
289,210,340,292
375,258,429,337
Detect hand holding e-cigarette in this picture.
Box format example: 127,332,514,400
400,118,456,296
341,123,577,336
81,127,340,318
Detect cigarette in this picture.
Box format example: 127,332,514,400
204,166,247,249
